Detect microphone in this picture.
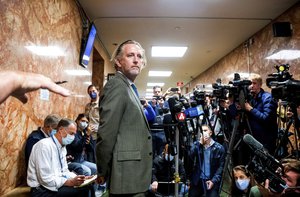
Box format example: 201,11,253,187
243,134,264,151
243,134,287,193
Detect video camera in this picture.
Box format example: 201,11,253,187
243,134,287,193
212,73,252,107
266,64,300,105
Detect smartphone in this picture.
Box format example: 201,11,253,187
170,87,179,92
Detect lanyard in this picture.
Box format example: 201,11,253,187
51,135,64,174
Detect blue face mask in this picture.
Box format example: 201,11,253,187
235,179,250,190
50,129,57,136
62,133,75,146
89,92,97,99
79,122,88,130
165,154,174,161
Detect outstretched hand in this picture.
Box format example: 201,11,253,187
0,70,70,104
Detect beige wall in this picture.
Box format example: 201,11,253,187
0,0,110,195
185,3,300,93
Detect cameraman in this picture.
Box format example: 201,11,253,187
243,73,278,154
249,158,300,196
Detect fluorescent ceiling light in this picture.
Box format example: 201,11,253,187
65,69,91,76
25,45,65,56
149,71,172,77
146,93,154,97
146,88,153,92
266,50,300,60
147,82,165,87
151,46,187,57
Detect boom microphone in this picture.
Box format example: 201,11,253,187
243,134,287,193
243,134,264,151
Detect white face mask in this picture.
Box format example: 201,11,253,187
235,178,250,190
79,121,88,130
165,154,174,161
62,134,75,146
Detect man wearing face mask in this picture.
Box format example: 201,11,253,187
150,144,187,196
189,125,225,197
25,114,61,166
27,118,93,197
66,114,97,176
85,84,100,142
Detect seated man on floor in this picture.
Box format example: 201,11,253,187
27,118,94,197
150,144,188,196
25,114,61,165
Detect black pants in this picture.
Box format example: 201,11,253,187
189,180,219,197
31,185,93,197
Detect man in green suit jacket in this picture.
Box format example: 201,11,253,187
96,40,152,196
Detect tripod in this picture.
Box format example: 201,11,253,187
275,103,300,159
219,108,253,194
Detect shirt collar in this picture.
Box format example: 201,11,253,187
40,128,49,137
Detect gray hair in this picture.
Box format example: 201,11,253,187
44,114,61,128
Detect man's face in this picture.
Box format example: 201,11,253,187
115,43,144,82
201,126,212,143
282,170,300,187
153,87,162,96
59,124,77,138
249,79,261,95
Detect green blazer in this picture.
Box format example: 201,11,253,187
96,72,152,194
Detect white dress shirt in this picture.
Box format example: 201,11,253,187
27,136,76,191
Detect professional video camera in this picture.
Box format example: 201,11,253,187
243,134,287,193
266,64,300,105
212,73,252,107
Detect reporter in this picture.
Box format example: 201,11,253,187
230,165,258,197
0,70,70,104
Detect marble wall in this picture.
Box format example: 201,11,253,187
186,3,300,91
0,0,103,195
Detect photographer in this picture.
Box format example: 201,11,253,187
243,73,278,154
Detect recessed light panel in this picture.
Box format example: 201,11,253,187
147,82,165,87
149,71,172,77
151,46,187,57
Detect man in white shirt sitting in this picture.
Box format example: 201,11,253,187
27,118,93,197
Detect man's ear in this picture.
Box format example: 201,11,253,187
115,59,122,68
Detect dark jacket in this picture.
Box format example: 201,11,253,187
66,128,96,163
152,155,186,183
247,89,278,153
25,127,47,165
189,140,225,188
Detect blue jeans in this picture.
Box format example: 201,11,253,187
69,161,97,176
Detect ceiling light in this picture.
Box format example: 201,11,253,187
25,45,65,56
145,93,154,97
151,46,187,57
146,89,153,92
149,71,172,77
266,50,300,60
147,82,165,87
65,69,91,76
